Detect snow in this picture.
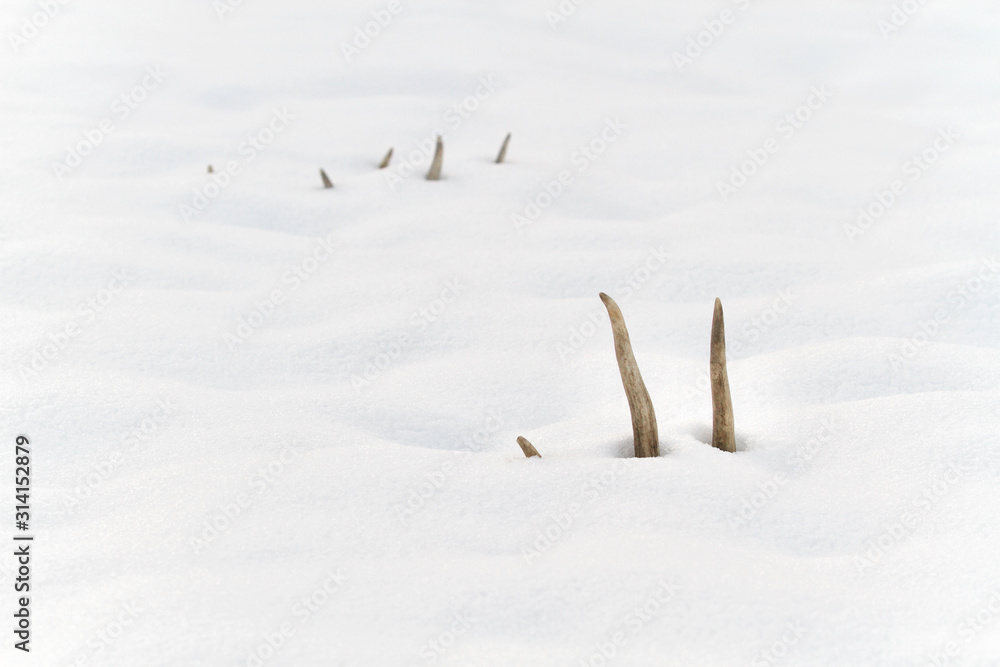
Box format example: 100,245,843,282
1,0,999,664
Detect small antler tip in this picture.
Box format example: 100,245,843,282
516,436,541,458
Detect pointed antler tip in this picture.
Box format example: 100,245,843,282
426,137,444,180
496,133,512,163
516,436,541,458
710,297,736,453
601,292,659,458
378,148,393,169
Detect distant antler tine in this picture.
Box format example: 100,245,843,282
378,148,393,169
516,436,541,458
319,168,334,189
495,133,511,164
426,136,443,181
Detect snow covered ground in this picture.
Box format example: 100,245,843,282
2,0,999,664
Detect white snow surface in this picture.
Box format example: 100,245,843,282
2,1,1000,665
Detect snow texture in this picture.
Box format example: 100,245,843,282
1,1,999,665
